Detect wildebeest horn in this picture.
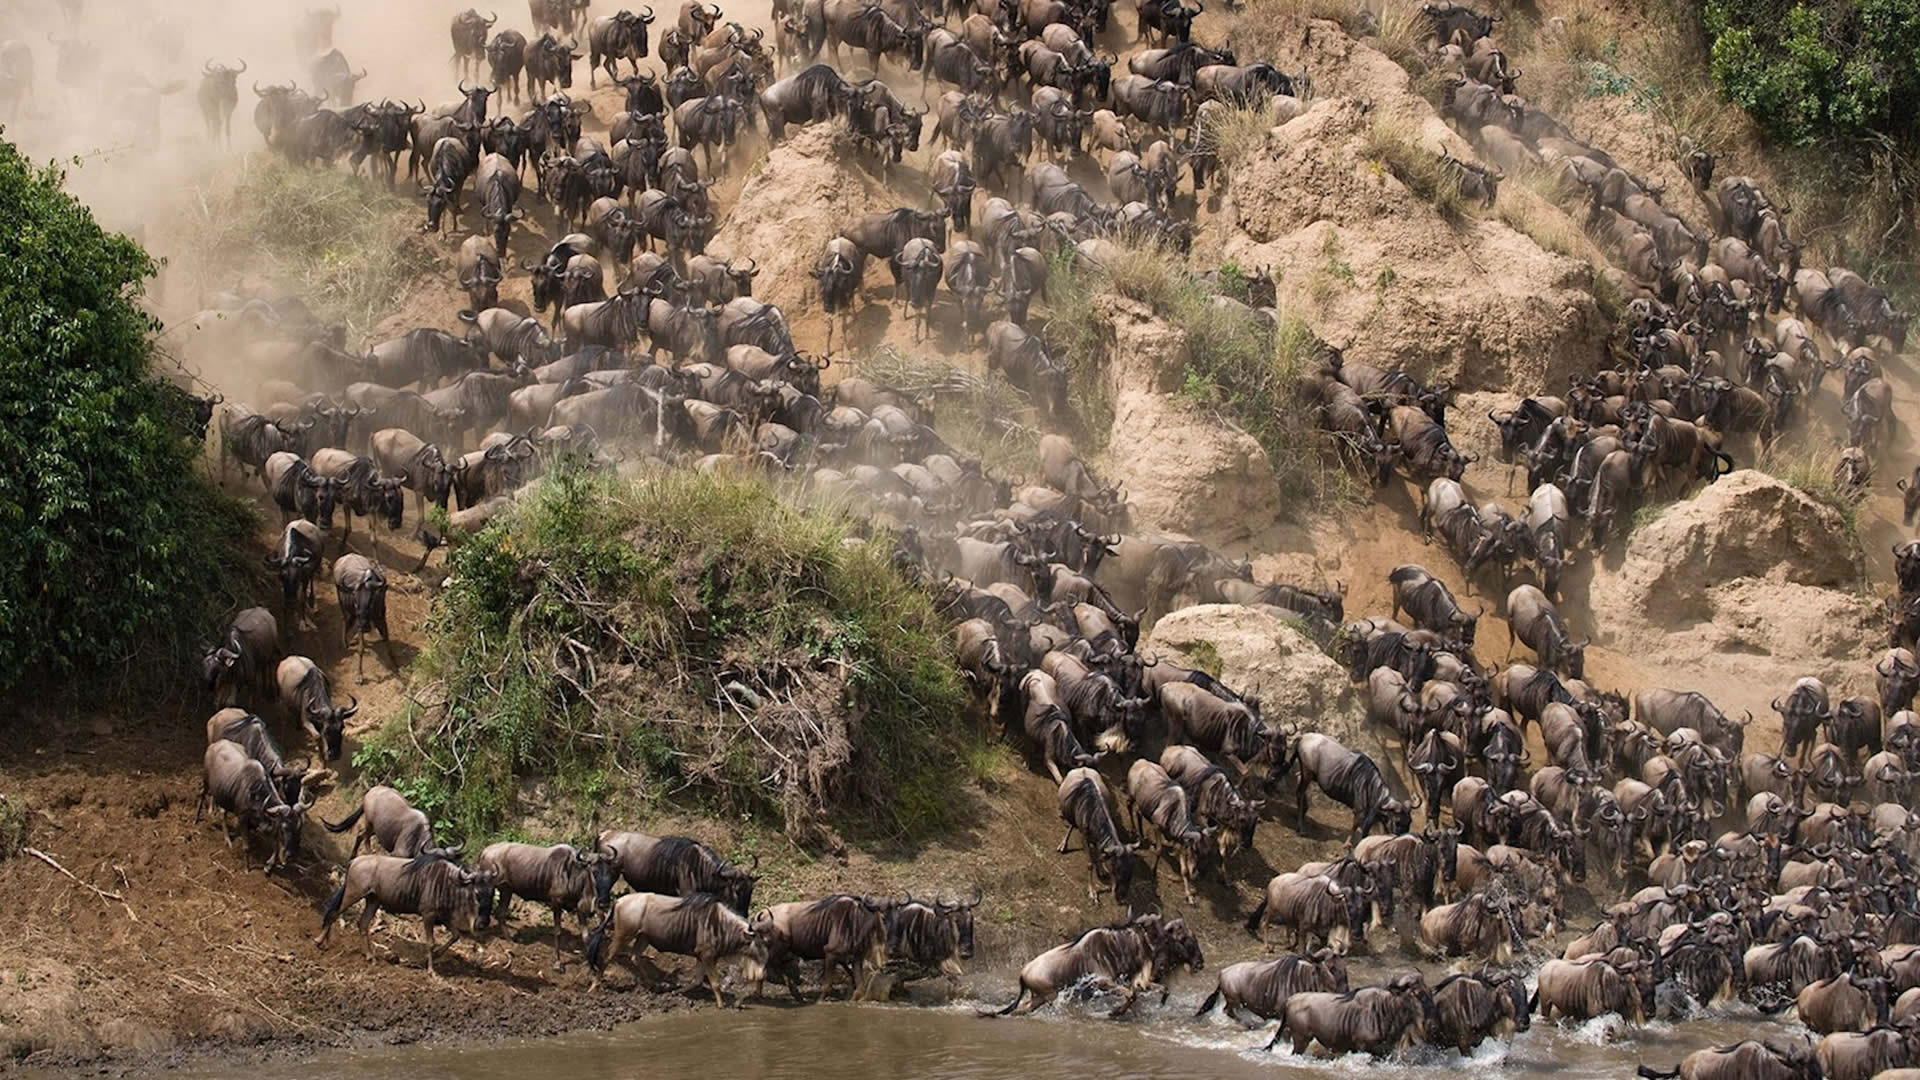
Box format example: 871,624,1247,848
253,80,267,96
486,9,499,21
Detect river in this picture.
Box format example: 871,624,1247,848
151,995,1798,1080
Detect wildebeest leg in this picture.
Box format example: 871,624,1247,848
552,904,569,967
356,900,382,960
424,921,440,977
350,822,371,858
1058,824,1077,854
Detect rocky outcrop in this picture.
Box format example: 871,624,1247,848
1094,297,1281,544
1589,470,1870,664
1142,604,1366,746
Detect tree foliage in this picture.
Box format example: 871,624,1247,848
1702,0,1920,144
0,134,251,694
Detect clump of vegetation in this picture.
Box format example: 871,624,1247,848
1050,243,1367,514
1701,0,1920,147
0,795,28,860
185,159,437,337
859,347,1045,476
1763,445,1864,543
0,136,255,696
355,464,969,850
1211,102,1277,174
1361,115,1469,220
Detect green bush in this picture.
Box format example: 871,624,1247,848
1701,0,1920,144
0,135,253,695
355,463,969,849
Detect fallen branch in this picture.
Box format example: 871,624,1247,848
23,847,137,920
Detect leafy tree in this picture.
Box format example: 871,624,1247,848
1703,0,1920,144
0,134,251,694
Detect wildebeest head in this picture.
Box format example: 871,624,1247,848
201,633,242,692
936,891,980,959
263,791,316,872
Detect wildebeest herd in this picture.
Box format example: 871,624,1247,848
14,0,1920,1067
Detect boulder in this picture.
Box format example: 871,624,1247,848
1142,604,1365,746
1093,297,1281,543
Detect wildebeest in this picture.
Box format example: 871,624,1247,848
1162,743,1262,860
198,739,314,872
203,606,282,708
884,894,979,996
1274,974,1435,1056
1294,732,1416,840
477,841,611,964
1245,869,1372,954
757,894,890,999
1532,954,1656,1021
1636,687,1749,757
1506,583,1586,678
1057,766,1142,904
197,59,247,145
987,912,1203,1017
324,784,440,858
314,852,497,973
1389,564,1479,650
1638,1039,1822,1080
1194,951,1349,1028
309,48,367,107
330,553,394,682
595,830,757,914
586,892,769,1004
262,519,324,633
273,656,356,762
1418,893,1521,963
1429,971,1530,1055
1125,759,1214,901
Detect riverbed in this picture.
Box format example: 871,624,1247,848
140,995,1799,1080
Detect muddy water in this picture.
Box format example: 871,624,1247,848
157,998,1794,1080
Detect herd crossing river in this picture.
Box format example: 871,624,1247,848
133,1000,1798,1080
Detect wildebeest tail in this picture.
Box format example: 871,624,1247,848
1244,896,1269,937
1636,1068,1681,1080
1527,985,1540,1013
585,915,613,973
323,804,365,834
318,881,348,929
977,984,1026,1017
1195,984,1223,1017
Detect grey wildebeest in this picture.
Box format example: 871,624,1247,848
987,912,1203,1017
324,783,440,858
1274,974,1436,1056
1194,951,1349,1028
595,830,757,914
197,59,246,145
314,852,497,974
1294,732,1416,840
1160,680,1285,786
204,709,310,804
1506,583,1586,678
756,894,890,999
1162,743,1263,861
199,739,314,872
1125,759,1215,901
1057,766,1142,904
274,655,358,761
1429,971,1531,1055
203,606,282,707
586,891,769,1004
331,553,394,682
1533,954,1656,1021
1637,687,1749,758
1245,869,1372,954
476,841,612,964
1389,564,1479,651
884,895,979,997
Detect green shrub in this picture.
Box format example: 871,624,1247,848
355,464,969,849
0,136,254,695
1701,0,1920,146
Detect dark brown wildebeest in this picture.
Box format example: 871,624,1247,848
1879,649,1920,717
1125,759,1214,902
1021,670,1098,782
1194,951,1349,1028
1161,744,1262,861
203,607,282,708
199,739,314,872
314,852,497,974
325,784,440,858
1293,732,1416,841
1745,935,1849,996
262,519,323,634
311,449,405,542
757,894,890,999
595,830,758,914
986,912,1203,1017
197,59,247,145
221,406,304,486
1274,973,1435,1056
586,891,769,1004
1407,728,1464,828
1638,1038,1822,1080
1775,676,1833,764
371,427,457,518
476,841,611,964
1056,766,1141,905
1354,830,1458,910
885,894,979,997
1429,971,1530,1055
274,655,357,761
1245,870,1372,954
1388,564,1479,651
1532,955,1656,1022
331,553,394,682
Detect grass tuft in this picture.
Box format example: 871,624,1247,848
1761,445,1864,542
1360,115,1468,220
353,463,970,850
183,159,439,337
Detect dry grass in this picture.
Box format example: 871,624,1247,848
1360,114,1468,220
1759,444,1864,541
1499,162,1607,262
857,347,1046,476
1211,103,1276,173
